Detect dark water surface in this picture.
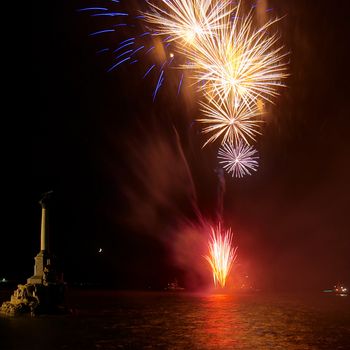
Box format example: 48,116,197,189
1,289,349,349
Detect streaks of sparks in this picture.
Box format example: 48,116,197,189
143,0,232,46
80,1,288,175
204,224,238,288
199,92,263,147
185,4,288,110
218,141,259,178
79,2,183,98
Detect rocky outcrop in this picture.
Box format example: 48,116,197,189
0,282,65,316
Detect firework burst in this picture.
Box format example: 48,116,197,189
204,224,238,288
184,3,288,108
143,0,232,47
199,92,263,147
218,141,259,178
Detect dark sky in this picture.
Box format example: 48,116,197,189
3,0,349,291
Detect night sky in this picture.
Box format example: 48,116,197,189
4,0,349,291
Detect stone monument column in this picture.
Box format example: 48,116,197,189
40,195,49,252
27,191,52,285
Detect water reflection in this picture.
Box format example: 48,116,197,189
195,293,243,349
3,291,350,350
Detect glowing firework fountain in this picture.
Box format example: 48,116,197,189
204,225,238,288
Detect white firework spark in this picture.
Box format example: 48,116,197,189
204,224,238,288
143,0,232,47
199,92,263,147
184,3,288,108
218,141,259,178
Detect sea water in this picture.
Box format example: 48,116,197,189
1,290,349,349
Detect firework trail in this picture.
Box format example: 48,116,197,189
173,126,202,220
204,224,238,288
215,166,226,221
218,141,259,178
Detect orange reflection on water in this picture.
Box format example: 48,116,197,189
193,293,245,349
